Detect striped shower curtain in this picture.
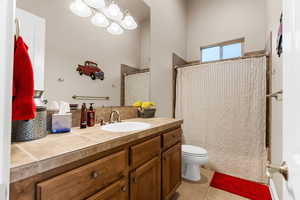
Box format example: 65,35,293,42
175,57,267,183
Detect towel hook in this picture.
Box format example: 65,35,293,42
15,18,20,39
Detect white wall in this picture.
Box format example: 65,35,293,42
265,0,283,199
17,0,141,107
187,0,267,61
0,0,14,198
140,19,151,68
146,0,187,117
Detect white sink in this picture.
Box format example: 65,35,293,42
101,122,151,132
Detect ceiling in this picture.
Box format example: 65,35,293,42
17,0,150,23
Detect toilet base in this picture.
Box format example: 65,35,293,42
182,163,201,182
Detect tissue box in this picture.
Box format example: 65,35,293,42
51,113,72,133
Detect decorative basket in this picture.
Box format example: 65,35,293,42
138,108,156,118
12,107,47,142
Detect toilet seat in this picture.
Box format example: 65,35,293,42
182,145,208,157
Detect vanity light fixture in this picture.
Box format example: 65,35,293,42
70,0,92,18
121,11,138,30
107,1,121,18
104,3,124,21
107,22,124,35
91,12,110,27
70,0,137,35
84,0,106,9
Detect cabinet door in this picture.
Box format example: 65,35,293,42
86,179,128,200
130,156,161,200
162,143,181,200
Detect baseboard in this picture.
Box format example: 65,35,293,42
269,179,280,200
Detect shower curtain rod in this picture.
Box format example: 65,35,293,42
174,54,269,69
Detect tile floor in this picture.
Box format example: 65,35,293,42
177,168,249,200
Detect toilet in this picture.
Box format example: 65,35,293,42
182,145,208,181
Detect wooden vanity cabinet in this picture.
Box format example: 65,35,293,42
10,127,182,200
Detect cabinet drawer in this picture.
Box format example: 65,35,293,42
163,128,182,149
86,178,128,200
37,150,127,200
130,136,161,169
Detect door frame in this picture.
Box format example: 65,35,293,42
0,0,15,199
120,64,150,106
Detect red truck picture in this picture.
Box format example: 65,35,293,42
76,61,104,80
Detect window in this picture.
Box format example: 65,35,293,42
202,46,220,62
201,38,244,63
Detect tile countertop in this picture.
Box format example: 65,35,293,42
11,118,183,183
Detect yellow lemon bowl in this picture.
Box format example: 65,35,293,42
133,101,142,107
132,101,156,118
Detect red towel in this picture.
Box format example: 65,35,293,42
12,37,36,120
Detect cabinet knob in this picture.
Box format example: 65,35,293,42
91,171,100,179
121,186,127,192
132,177,137,184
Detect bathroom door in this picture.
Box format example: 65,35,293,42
282,0,300,199
0,0,15,199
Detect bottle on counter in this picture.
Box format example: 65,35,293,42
80,103,87,129
87,103,95,127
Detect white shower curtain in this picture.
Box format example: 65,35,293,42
125,72,150,106
176,57,267,183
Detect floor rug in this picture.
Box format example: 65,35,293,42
210,172,272,200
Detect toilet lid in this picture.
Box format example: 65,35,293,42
182,145,208,156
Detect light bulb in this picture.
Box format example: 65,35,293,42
121,14,138,30
107,22,124,35
107,2,121,17
91,13,109,27
70,0,92,18
84,0,105,8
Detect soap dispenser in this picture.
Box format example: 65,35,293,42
80,103,87,129
87,103,95,127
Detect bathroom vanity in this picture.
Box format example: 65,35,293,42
10,118,183,200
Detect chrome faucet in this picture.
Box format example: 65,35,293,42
109,110,121,123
